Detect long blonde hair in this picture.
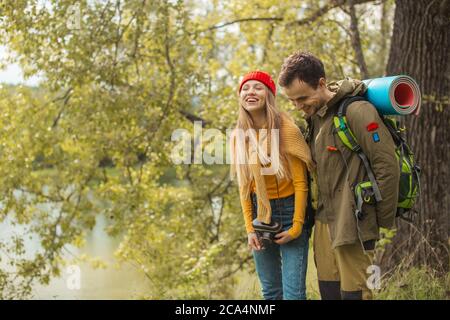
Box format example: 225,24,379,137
230,87,292,188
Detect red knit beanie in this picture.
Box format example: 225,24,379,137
239,71,277,96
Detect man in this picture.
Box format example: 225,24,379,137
278,51,400,300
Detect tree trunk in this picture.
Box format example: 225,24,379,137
381,0,450,275
348,0,369,78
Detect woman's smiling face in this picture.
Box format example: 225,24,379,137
239,80,267,112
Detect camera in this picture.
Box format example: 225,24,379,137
252,218,282,249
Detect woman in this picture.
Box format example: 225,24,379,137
230,71,315,300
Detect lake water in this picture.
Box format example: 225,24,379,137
0,209,148,299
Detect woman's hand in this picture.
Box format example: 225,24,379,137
274,230,294,245
248,232,262,251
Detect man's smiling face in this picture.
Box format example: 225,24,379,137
282,78,328,118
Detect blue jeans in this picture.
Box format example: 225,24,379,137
251,194,310,300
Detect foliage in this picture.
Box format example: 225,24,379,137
0,0,398,298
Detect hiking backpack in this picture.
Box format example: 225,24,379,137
333,96,421,222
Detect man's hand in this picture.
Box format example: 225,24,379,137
274,230,293,244
248,232,262,251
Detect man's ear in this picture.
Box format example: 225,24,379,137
318,77,327,88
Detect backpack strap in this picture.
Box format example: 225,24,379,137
334,96,383,203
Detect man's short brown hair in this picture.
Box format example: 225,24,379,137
278,51,326,89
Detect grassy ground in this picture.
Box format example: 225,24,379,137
232,237,449,300
375,267,449,300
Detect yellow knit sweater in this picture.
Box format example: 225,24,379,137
233,113,313,240
239,155,308,239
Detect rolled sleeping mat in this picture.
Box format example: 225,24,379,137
362,75,421,116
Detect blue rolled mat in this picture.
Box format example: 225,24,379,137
362,75,421,116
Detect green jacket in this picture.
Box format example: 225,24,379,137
310,79,400,248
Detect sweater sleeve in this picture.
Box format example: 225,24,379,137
287,155,309,239
239,187,255,234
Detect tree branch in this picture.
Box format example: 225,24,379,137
219,255,253,281
51,87,73,129
193,0,379,34
197,17,283,33
347,0,370,78
179,110,209,127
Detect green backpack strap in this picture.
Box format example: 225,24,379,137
333,96,383,203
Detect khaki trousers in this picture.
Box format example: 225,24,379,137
313,220,375,300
